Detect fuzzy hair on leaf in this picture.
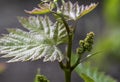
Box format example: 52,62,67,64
0,16,67,62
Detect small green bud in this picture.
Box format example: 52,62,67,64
79,40,84,46
87,32,94,38
35,75,49,82
85,32,94,42
34,69,49,82
84,42,92,51
77,32,95,55
77,48,84,54
84,32,94,51
87,45,92,51
84,42,90,48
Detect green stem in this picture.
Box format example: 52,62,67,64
52,11,73,82
59,14,73,82
64,69,72,82
66,34,73,68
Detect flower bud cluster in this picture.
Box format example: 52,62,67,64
77,32,94,54
35,74,49,82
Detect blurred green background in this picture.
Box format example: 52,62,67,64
91,0,120,81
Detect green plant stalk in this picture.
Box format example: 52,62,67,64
54,12,73,82
64,69,72,82
60,15,73,82
66,33,73,68
65,33,73,82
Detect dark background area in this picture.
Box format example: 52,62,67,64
0,0,120,82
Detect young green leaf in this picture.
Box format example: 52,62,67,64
0,16,67,62
80,73,94,82
25,2,54,15
75,64,117,82
58,1,98,20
